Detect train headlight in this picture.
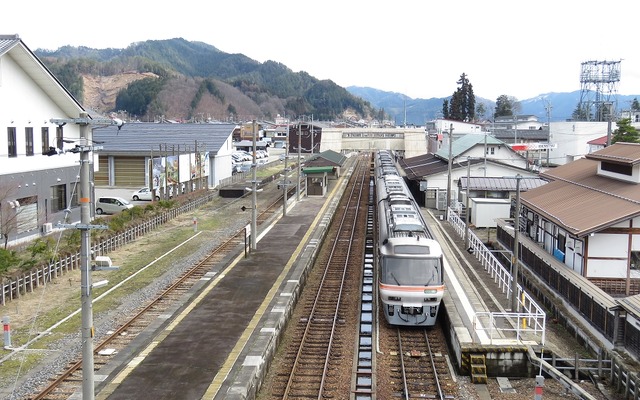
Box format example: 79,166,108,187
424,289,437,294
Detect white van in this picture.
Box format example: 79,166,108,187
95,196,134,215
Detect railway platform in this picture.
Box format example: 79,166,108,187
95,167,352,399
93,159,575,399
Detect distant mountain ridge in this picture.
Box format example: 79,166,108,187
347,86,640,126
35,38,375,122
34,38,638,125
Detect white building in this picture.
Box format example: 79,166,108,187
0,34,87,245
547,121,613,166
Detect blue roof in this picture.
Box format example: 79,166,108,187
93,122,235,155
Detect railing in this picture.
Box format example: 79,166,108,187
0,192,216,306
447,207,546,345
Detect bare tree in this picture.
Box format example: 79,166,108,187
0,182,24,249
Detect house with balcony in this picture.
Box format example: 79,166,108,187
0,34,87,246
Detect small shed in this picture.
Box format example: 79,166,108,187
302,166,333,197
470,198,510,228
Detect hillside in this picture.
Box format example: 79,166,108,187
82,72,156,115
36,38,375,122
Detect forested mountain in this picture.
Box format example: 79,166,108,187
35,38,376,122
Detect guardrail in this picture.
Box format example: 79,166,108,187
0,192,216,306
447,207,546,345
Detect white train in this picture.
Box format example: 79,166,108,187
374,150,445,326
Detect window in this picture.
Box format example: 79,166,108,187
56,126,63,150
69,186,79,208
631,251,640,270
25,127,34,156
601,161,632,176
7,127,17,157
51,184,67,213
41,127,49,154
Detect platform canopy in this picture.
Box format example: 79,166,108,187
302,166,334,174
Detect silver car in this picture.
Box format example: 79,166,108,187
96,196,134,215
132,187,160,201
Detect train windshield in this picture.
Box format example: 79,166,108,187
381,257,441,286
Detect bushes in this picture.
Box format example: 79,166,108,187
4,200,180,279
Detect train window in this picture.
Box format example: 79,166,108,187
381,258,441,286
394,245,430,254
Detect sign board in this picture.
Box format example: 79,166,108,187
511,143,557,151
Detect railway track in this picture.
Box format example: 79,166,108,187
380,326,458,399
30,192,290,400
264,156,369,399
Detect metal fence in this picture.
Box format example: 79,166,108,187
447,208,546,345
0,192,216,306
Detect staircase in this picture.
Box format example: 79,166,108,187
470,353,488,384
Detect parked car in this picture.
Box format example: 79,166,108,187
132,187,160,201
95,197,134,215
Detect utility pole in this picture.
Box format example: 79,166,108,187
446,123,453,218
283,119,289,217
464,157,471,248
510,174,522,312
251,120,257,250
49,112,122,400
310,114,314,154
297,120,301,201
606,102,613,146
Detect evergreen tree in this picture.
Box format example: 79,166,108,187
631,98,640,111
494,95,514,117
442,99,450,119
611,118,640,144
448,73,475,122
571,104,591,121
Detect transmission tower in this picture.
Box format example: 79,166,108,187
577,60,621,121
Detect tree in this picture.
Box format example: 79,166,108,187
611,118,640,144
494,95,520,118
631,98,640,111
0,183,23,249
476,103,486,121
448,73,475,122
442,99,450,119
571,104,592,121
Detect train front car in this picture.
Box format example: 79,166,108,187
375,150,445,326
378,235,444,326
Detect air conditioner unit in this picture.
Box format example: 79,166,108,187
42,223,53,233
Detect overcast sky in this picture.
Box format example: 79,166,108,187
6,1,640,103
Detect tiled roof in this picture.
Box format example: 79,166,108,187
92,122,235,155
398,153,450,180
585,142,640,165
0,34,20,55
522,143,640,237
